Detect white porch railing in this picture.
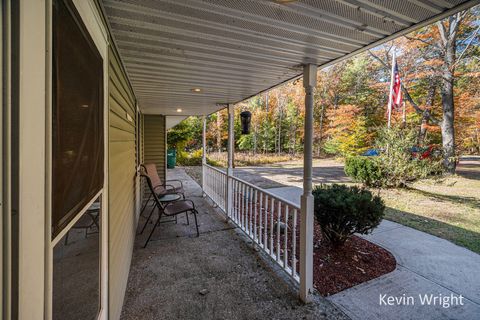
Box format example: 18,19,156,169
202,164,227,212
203,163,300,283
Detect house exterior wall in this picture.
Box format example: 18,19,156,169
108,44,138,320
143,114,167,189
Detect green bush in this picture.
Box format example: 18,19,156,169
344,127,444,188
344,156,383,187
177,149,202,166
313,184,385,246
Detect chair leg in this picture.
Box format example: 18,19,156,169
144,212,162,248
140,193,152,217
185,212,190,225
193,210,199,237
139,203,157,235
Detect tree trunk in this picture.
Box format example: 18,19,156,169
317,103,326,156
437,15,463,174
253,123,257,155
418,84,436,146
278,106,282,155
440,75,456,173
476,128,480,154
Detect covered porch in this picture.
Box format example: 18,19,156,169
122,168,348,319
4,0,479,319
101,0,479,309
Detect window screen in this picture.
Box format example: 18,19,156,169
52,0,104,238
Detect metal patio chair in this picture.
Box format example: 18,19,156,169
140,173,199,248
139,163,185,217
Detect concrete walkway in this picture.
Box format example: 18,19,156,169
120,169,349,320
267,186,480,320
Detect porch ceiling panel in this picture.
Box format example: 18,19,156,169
102,0,478,116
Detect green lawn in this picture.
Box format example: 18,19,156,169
375,175,480,254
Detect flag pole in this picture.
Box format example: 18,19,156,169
387,50,396,129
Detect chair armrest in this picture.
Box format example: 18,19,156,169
164,184,176,191
165,179,183,189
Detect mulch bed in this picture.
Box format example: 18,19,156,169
312,222,396,296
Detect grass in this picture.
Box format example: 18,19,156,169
373,175,480,254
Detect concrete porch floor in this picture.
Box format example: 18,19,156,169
120,168,349,320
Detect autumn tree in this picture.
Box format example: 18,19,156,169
370,9,478,173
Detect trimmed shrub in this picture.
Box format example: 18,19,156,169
344,156,383,187
177,149,202,166
313,184,385,246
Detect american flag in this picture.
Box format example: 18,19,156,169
391,59,402,109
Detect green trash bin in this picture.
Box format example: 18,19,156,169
167,149,176,168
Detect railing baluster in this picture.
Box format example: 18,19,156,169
259,191,263,246
245,186,249,234
270,197,274,256
276,200,281,262
284,205,289,268
243,185,248,234
244,184,248,231
214,170,217,204
246,186,250,235
249,186,253,236
234,180,238,223
235,181,238,223
264,194,268,250
253,189,258,242
292,208,297,277
240,182,244,229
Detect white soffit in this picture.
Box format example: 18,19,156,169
102,0,479,116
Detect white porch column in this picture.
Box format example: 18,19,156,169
202,115,207,195
300,64,317,302
226,104,234,218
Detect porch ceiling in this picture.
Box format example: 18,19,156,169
101,0,477,116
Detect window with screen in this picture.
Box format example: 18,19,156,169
52,0,104,238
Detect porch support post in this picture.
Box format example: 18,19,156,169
300,64,317,303
202,115,207,195
226,104,234,217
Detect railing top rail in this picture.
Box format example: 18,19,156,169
230,175,301,210
203,163,226,175
202,163,301,210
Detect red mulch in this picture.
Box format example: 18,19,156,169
312,224,396,296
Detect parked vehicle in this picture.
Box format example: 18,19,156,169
362,149,380,156
411,145,442,160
